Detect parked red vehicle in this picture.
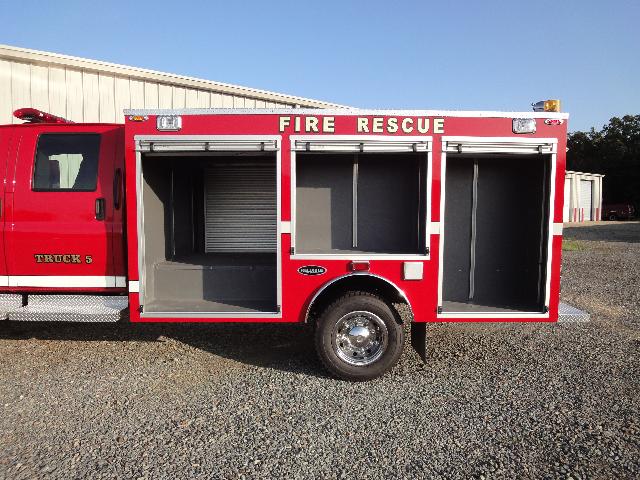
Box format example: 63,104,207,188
0,106,569,380
603,203,635,221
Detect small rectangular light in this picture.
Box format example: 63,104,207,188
403,262,423,280
349,261,370,272
513,118,536,134
156,115,182,131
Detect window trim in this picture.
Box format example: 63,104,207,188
31,132,102,193
290,135,433,260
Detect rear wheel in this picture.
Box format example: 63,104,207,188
314,292,404,381
609,214,617,221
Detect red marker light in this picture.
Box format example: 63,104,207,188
544,119,564,126
13,108,72,124
349,261,370,272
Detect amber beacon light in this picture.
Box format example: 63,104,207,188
532,99,561,112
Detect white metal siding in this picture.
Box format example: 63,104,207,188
204,164,276,253
0,59,296,124
0,45,342,125
580,180,593,221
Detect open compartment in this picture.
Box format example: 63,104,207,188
295,151,428,255
140,151,278,314
441,153,551,314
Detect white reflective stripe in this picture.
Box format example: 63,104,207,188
281,221,291,234
7,276,126,288
115,277,127,288
129,280,140,293
0,276,8,287
429,222,441,235
553,223,564,235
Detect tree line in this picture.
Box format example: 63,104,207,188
567,115,640,209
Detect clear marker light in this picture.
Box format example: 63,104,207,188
156,115,182,131
512,118,536,134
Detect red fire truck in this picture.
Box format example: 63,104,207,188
0,105,568,380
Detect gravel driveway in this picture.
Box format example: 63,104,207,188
1,223,638,479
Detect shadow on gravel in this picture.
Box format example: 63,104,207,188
564,221,640,243
0,321,329,378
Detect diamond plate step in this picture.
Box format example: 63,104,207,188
0,294,24,320
558,302,590,323
8,295,128,322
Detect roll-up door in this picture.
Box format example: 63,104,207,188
204,162,276,253
563,178,571,222
580,180,593,221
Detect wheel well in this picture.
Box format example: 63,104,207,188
305,274,412,325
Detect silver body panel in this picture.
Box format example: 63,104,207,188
0,294,24,320
557,302,590,323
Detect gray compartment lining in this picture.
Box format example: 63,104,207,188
141,155,277,313
442,154,550,312
295,152,425,255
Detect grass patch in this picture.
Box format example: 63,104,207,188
562,239,587,251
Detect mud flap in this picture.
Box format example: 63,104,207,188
410,322,427,363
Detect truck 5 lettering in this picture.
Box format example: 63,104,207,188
34,254,92,264
1,105,569,381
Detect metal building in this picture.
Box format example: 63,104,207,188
1,44,606,227
0,44,342,125
564,170,604,222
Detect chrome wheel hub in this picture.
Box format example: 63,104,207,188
333,311,388,366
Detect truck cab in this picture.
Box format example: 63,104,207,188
0,110,127,320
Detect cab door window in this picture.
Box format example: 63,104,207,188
33,134,101,191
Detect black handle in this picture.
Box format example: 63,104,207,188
113,168,122,210
95,198,106,220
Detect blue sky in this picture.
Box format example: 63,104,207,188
1,0,638,131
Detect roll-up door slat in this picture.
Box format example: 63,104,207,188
294,139,431,153
205,164,276,252
445,141,555,155
137,139,278,152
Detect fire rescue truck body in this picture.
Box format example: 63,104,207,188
0,108,568,379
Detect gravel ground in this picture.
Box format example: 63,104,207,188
1,222,639,479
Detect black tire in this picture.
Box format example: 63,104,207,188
609,214,617,221
314,291,404,381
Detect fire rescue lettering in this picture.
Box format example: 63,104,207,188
279,116,444,134
34,254,92,264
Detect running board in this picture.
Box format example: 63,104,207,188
0,294,24,320
8,295,128,323
558,302,590,323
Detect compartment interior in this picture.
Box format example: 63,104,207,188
141,153,277,314
442,154,550,313
295,152,427,254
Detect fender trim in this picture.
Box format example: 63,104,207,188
304,272,412,323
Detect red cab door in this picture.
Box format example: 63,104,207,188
0,127,15,288
5,124,125,291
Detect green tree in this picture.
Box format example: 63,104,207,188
567,115,640,210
